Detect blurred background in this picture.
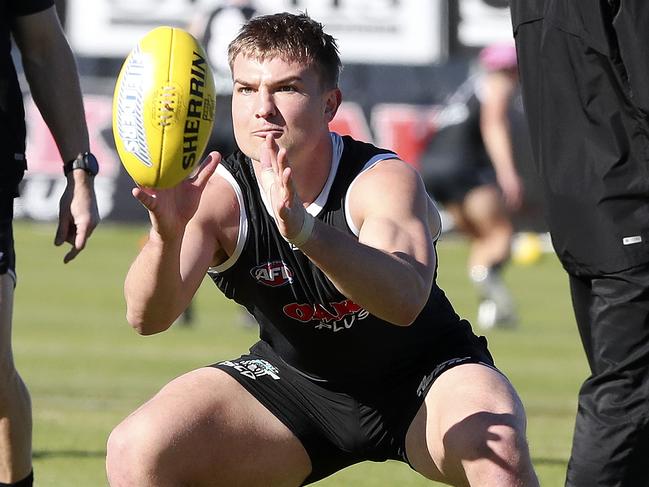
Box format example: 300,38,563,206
15,0,545,235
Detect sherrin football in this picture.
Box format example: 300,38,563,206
113,26,216,188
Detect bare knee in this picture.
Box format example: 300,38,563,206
106,415,173,487
408,365,538,487
444,412,537,487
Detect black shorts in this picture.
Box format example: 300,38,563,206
212,333,495,485
420,156,496,205
0,193,16,282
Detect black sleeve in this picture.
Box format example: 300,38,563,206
9,0,54,17
613,1,649,115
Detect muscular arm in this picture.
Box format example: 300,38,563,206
125,220,214,335
124,157,228,335
302,160,438,326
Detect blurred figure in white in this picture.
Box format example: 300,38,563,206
419,43,523,330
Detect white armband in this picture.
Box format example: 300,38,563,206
286,212,315,247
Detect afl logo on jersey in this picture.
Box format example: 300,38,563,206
251,261,294,287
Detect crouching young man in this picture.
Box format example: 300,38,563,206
106,12,539,487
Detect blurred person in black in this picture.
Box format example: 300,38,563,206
420,43,523,330
512,1,649,485
0,1,100,485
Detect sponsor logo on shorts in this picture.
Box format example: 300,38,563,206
416,356,472,397
220,359,281,381
283,299,369,332
416,358,498,397
251,261,294,287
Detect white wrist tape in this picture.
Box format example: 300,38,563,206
287,212,315,247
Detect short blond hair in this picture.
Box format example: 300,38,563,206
228,12,342,89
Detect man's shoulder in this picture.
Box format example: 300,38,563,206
201,157,243,218
340,134,391,152
193,161,242,253
338,134,396,164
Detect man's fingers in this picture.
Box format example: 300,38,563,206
73,222,90,252
266,134,280,174
63,246,81,264
276,146,288,173
55,221,90,263
269,135,279,173
54,221,67,246
132,187,157,211
192,152,219,188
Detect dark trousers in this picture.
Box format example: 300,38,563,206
567,265,649,487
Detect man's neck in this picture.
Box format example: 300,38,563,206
291,134,334,206
252,133,334,207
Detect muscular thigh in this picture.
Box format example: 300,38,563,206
119,367,311,486
405,363,526,485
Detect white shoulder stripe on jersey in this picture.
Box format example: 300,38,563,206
343,156,442,243
428,197,443,242
343,154,400,237
208,164,248,274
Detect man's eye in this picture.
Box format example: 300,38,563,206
238,86,254,94
278,86,296,92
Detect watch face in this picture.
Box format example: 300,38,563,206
83,153,99,176
64,152,99,176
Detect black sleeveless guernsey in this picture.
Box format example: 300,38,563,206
209,133,469,387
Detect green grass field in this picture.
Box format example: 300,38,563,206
11,221,585,486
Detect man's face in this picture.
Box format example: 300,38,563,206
231,54,336,163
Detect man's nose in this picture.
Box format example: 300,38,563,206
255,90,277,119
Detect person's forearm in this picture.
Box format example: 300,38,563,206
22,32,89,162
124,231,187,334
482,122,516,177
300,220,433,326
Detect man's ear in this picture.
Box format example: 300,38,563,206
324,88,342,122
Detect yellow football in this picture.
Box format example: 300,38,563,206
112,26,216,188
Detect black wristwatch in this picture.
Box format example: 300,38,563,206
63,152,99,177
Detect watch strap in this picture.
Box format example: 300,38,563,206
64,152,99,176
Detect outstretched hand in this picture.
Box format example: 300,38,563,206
257,135,306,240
133,152,220,240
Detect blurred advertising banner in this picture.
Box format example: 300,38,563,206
21,1,543,229
66,0,512,61
67,0,448,65
453,0,512,48
256,0,447,65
